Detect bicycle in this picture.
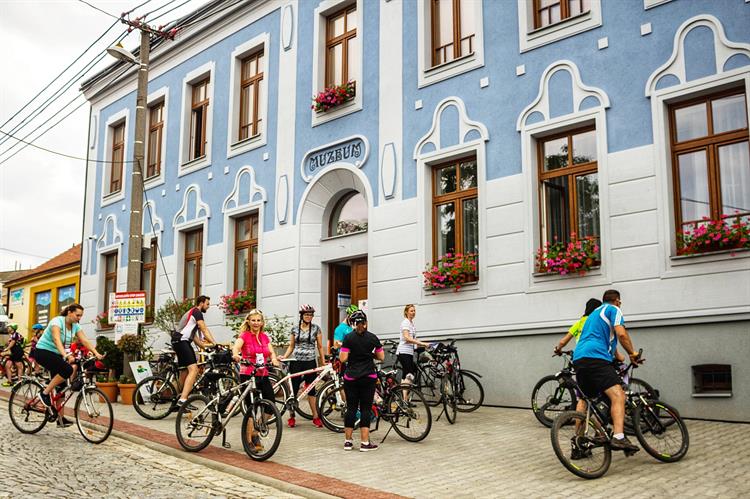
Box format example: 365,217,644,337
8,356,113,444
550,351,689,479
133,345,238,420
531,350,659,428
271,355,340,423
175,361,282,461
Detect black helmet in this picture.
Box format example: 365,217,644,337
350,310,367,324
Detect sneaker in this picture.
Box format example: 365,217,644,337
570,437,592,460
312,417,323,428
176,400,198,411
1,380,11,387
610,435,640,453
57,417,74,428
344,440,353,451
360,441,379,452
38,391,51,408
287,417,296,428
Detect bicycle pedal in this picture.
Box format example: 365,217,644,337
222,442,231,449
624,449,637,457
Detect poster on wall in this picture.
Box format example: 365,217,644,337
108,291,146,324
130,361,153,398
35,291,52,326
57,285,76,312
337,293,351,308
114,321,138,342
10,289,23,306
358,299,368,313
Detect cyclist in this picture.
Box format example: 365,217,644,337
573,289,641,453
333,304,358,350
2,323,24,386
553,298,602,355
397,304,430,392
173,295,217,409
29,324,44,375
339,310,384,452
34,304,103,427
279,304,326,428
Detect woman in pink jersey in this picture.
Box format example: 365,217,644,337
232,309,279,406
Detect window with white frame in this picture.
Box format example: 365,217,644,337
227,35,269,158
184,228,203,300
179,62,214,173
146,102,164,179
517,0,602,53
108,122,125,195
189,78,209,161
239,51,264,141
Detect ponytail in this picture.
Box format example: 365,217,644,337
61,303,84,317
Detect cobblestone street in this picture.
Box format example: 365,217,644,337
0,404,300,499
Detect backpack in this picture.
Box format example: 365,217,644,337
171,307,197,343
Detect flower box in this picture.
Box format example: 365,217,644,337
536,234,599,276
423,253,478,292
219,289,256,334
312,81,356,113
677,216,749,256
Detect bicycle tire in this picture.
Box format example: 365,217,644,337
417,369,441,407
268,373,290,416
389,385,432,442
633,400,689,462
629,377,659,399
441,375,457,424
241,398,283,461
531,375,576,428
455,371,484,413
551,411,611,479
175,394,215,452
8,379,48,434
316,380,346,433
75,387,113,444
133,375,177,420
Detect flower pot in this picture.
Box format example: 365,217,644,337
96,381,118,403
117,383,137,405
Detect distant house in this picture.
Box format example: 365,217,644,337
4,244,81,339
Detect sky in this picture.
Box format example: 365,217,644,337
0,0,209,272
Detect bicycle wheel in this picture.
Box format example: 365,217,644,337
455,371,484,413
417,370,441,407
441,375,457,424
8,379,48,434
133,375,177,420
389,385,432,442
268,373,290,416
633,400,689,462
75,387,114,444
551,411,611,479
316,380,346,433
175,394,216,452
241,398,283,461
531,375,576,428
629,377,659,399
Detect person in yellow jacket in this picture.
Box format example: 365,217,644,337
553,298,602,355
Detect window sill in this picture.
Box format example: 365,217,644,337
311,95,362,127
691,392,732,398
227,133,266,159
527,11,591,39
101,190,124,207
143,174,165,191
424,279,479,295
519,8,600,53
670,248,749,266
533,266,602,281
419,52,483,88
321,229,368,241
178,155,211,177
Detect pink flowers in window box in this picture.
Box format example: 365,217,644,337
677,215,750,255
536,234,600,276
219,289,256,317
422,252,478,292
311,81,356,113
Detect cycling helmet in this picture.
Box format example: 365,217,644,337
349,310,367,324
32,324,44,330
8,323,18,331
345,304,359,316
299,304,315,315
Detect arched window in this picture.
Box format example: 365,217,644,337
329,191,368,237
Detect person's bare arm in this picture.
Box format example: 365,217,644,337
614,325,638,361
316,332,326,364
403,330,429,348
280,334,295,359
232,337,245,362
196,320,215,344
75,332,103,359
554,333,574,354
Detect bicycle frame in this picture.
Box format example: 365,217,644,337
274,361,337,404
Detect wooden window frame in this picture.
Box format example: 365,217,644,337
533,0,589,30
110,123,125,194
103,252,118,322
233,214,259,292
431,156,478,264
238,51,264,142
668,88,749,238
146,102,164,179
141,238,157,322
189,79,210,161
537,125,599,245
325,5,357,88
430,0,475,67
183,228,203,300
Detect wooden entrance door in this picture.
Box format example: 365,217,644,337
351,257,368,310
327,263,351,348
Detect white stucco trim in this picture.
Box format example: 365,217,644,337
173,184,212,227
96,214,125,253
177,61,215,175
414,96,489,160
517,0,602,53
143,86,169,191
142,199,164,240
222,165,268,213
310,0,363,127
416,0,485,88
226,33,270,159
100,108,129,207
644,0,673,10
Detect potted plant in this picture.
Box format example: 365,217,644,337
422,252,478,293
536,234,600,276
265,314,293,356
311,81,356,112
117,374,137,405
219,289,256,334
94,311,111,330
677,215,750,255
95,336,122,402
96,374,119,403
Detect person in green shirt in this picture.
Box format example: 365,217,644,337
554,298,602,356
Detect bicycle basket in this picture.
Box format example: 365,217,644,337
213,350,233,365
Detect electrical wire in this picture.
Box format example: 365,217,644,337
76,0,121,20
163,0,245,30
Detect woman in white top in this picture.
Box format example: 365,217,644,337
397,304,429,387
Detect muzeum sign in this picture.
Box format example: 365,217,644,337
300,135,369,182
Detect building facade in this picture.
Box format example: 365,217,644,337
80,0,750,421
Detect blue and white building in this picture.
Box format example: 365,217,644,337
80,0,750,421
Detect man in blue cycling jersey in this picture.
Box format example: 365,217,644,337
573,289,641,453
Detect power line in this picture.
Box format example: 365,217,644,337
0,247,54,260
76,0,121,20
168,0,245,30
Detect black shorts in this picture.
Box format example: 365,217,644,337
173,341,197,367
398,353,417,377
9,347,24,362
34,348,74,379
290,360,318,397
574,358,621,398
